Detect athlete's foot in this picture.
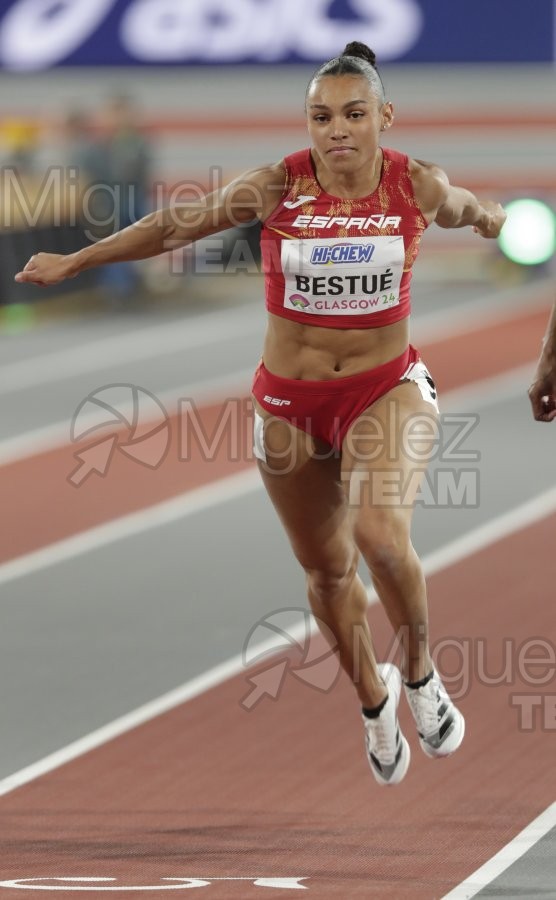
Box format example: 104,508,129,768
361,663,411,786
404,668,465,758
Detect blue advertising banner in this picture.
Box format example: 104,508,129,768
0,0,553,70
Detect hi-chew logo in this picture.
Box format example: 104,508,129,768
310,243,375,265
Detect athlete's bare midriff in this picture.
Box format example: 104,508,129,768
261,312,409,380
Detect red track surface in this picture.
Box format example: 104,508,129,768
1,295,554,897
1,513,554,897
0,301,551,564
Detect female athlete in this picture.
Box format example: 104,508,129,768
15,43,506,786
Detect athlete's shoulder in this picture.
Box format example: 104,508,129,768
223,161,288,221
231,160,287,190
408,158,450,203
402,158,451,222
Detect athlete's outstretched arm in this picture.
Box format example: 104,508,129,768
411,159,506,238
15,163,286,287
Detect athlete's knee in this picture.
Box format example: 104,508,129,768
354,515,411,574
304,553,358,605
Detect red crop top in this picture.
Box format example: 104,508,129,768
260,147,428,329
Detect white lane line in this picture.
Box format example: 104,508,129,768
0,366,547,586
436,363,533,412
421,483,556,577
0,486,555,798
411,279,553,345
1,272,550,419
0,467,262,588
0,302,262,396
0,360,535,469
440,802,556,898
0,367,254,466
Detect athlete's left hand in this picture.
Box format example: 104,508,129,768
472,201,507,238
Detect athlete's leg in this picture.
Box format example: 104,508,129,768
343,381,465,759
254,405,386,709
341,381,438,683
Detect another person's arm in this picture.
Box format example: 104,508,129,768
528,300,556,422
15,163,286,287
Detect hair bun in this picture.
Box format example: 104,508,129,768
342,41,377,67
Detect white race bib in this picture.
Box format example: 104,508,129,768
281,235,405,316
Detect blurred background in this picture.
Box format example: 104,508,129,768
0,0,555,784
0,0,554,321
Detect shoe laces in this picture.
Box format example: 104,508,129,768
407,674,449,734
366,709,396,763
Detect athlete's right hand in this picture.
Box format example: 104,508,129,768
14,253,75,286
472,201,507,239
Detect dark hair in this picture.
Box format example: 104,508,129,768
306,41,386,105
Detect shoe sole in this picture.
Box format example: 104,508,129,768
420,708,465,759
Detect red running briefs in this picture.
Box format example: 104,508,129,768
252,344,438,452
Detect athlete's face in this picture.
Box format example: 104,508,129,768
306,75,393,174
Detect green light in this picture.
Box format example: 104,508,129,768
498,199,555,265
